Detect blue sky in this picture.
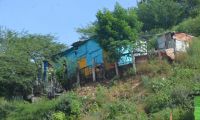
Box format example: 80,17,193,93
0,0,137,46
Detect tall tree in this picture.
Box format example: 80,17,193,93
76,22,97,40
96,3,142,76
77,3,142,76
0,28,65,98
136,0,185,31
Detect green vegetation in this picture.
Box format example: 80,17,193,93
78,3,142,76
0,92,82,120
1,0,200,119
174,15,200,37
137,0,200,31
0,28,65,98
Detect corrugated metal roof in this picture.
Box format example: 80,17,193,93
173,33,193,42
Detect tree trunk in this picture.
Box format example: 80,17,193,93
114,62,119,77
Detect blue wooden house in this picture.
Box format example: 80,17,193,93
53,39,104,78
53,39,134,77
42,39,147,81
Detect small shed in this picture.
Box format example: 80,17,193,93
156,32,193,60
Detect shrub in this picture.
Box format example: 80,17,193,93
103,100,148,120
5,92,82,120
145,91,171,113
173,67,195,80
184,38,200,69
55,92,82,120
141,75,150,88
192,75,200,94
95,85,109,106
6,98,57,120
52,111,66,120
0,98,16,120
171,85,192,108
150,77,171,92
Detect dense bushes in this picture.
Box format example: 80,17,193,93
0,29,65,98
0,98,16,120
104,100,147,120
55,92,82,120
0,56,35,98
0,92,82,120
80,85,148,120
184,38,200,69
145,91,171,113
140,39,200,118
52,111,67,120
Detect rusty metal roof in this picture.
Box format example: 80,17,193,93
173,33,193,42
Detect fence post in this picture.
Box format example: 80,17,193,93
92,59,96,82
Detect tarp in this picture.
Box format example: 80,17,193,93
165,48,175,60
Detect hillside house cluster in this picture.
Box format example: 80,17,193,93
42,32,193,87
55,39,147,83
42,39,147,83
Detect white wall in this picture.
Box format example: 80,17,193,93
175,40,189,52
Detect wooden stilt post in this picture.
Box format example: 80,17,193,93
170,112,173,120
76,66,80,86
114,62,119,77
131,52,136,75
92,59,96,82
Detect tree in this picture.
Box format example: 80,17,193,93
96,3,142,76
76,22,97,40
136,0,185,31
173,15,200,37
0,28,65,98
77,3,142,76
174,0,200,18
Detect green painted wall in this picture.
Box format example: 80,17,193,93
195,96,200,120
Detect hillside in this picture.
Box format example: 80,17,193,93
1,37,200,119
1,36,200,120
1,1,200,120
